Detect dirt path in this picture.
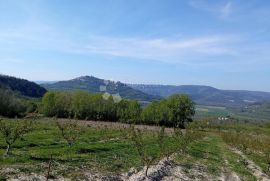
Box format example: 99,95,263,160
232,148,270,181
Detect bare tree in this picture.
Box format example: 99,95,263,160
46,154,53,181
128,125,157,177
0,119,33,157
56,120,82,147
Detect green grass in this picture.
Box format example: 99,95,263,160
175,133,257,180
1,118,270,180
0,119,177,178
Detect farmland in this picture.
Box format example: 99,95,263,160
1,118,270,180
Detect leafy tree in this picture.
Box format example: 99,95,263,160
117,100,141,123
0,119,33,157
141,100,170,126
166,94,195,128
41,92,57,117
72,91,92,119
54,92,73,118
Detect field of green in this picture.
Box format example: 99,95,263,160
195,104,270,122
195,105,231,118
1,118,270,180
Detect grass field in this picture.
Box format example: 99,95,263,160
0,118,270,180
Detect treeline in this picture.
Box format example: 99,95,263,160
41,91,195,128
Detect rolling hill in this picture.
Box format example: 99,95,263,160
128,84,270,107
41,76,161,101
0,74,47,98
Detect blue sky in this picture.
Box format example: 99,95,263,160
0,0,270,91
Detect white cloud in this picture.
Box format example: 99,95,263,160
221,2,232,17
189,0,233,18
0,22,236,65
82,35,234,64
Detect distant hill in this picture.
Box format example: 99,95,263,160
129,84,270,107
0,74,47,98
41,76,161,101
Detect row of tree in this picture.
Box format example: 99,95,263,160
42,91,141,123
41,91,195,128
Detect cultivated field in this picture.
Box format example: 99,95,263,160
0,118,270,181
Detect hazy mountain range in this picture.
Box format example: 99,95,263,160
41,75,270,107
129,84,270,107
1,74,270,107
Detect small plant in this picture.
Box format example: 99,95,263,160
157,126,174,160
46,154,53,181
173,128,186,153
265,152,270,174
0,119,33,157
128,125,157,177
173,128,199,154
56,120,82,147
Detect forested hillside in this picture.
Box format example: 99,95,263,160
0,74,47,98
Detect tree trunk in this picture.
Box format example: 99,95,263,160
145,166,149,177
4,144,10,157
46,154,53,181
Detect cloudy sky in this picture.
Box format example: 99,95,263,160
0,0,270,91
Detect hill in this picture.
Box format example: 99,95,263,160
41,76,161,101
0,74,47,98
129,84,270,107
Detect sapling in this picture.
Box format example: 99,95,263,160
128,125,157,177
0,119,33,157
173,128,193,154
157,126,174,160
266,152,270,174
46,154,53,181
56,120,82,147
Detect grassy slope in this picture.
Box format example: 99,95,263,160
175,133,257,180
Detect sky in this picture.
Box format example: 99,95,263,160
0,0,270,91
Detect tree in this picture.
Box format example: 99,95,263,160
72,91,93,120
41,92,57,117
128,125,158,177
56,120,82,147
117,100,141,123
166,94,195,128
0,119,33,157
141,100,170,126
54,92,73,118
